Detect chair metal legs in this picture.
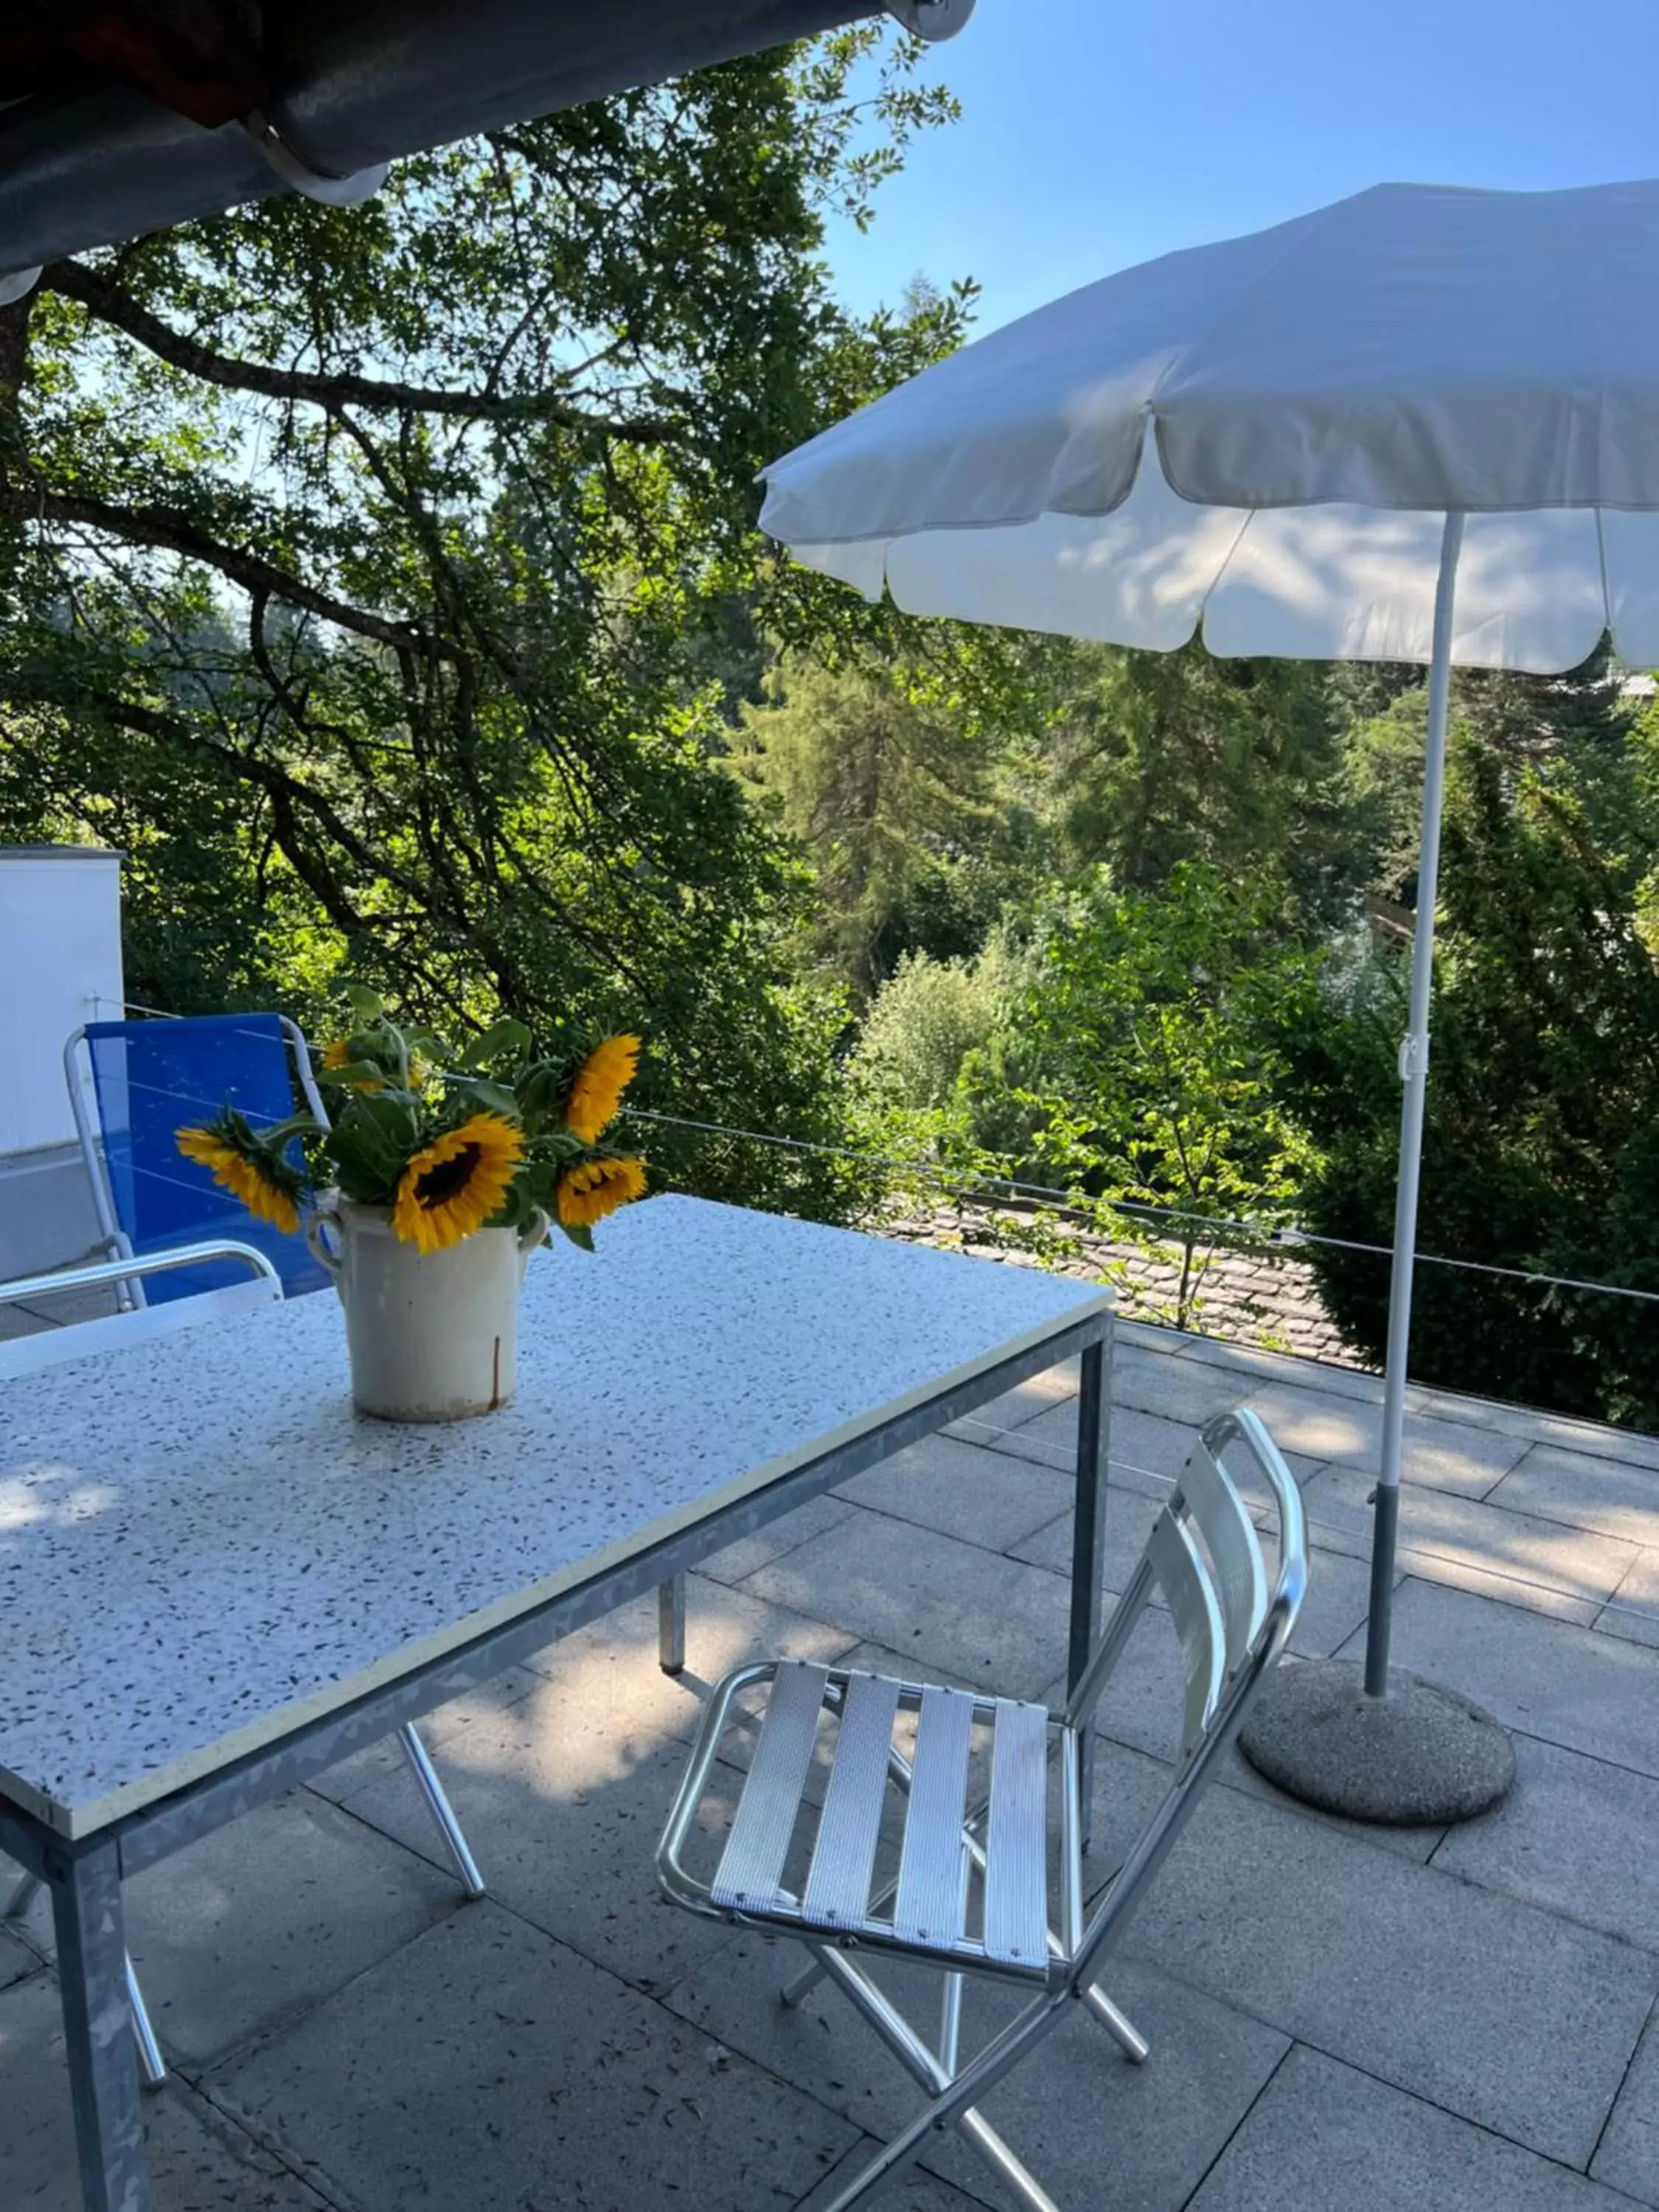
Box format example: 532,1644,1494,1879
2,1722,486,2096
125,1955,167,2088
6,1868,168,2088
1083,1979,1150,2062
807,1941,1070,2212
658,1574,686,1675
782,1898,1149,2212
397,1723,486,1897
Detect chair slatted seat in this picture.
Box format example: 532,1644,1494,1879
658,1407,1308,2212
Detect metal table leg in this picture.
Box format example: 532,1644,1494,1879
1068,1340,1110,1845
50,1836,149,2211
658,1574,686,1677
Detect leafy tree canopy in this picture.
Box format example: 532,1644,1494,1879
0,29,966,1216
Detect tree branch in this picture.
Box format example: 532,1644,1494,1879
43,259,681,445
0,481,435,655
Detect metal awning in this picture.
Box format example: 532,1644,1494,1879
0,0,972,289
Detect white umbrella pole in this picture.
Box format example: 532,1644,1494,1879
1363,509,1466,1697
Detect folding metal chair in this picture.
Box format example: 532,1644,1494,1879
0,1243,487,2089
658,1408,1307,2212
65,1011,333,1303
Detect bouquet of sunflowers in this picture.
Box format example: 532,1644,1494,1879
176,987,647,1256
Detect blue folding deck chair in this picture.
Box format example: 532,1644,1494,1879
65,1012,333,1301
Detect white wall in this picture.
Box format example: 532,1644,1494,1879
0,846,124,1156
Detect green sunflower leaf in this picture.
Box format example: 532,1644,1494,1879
456,1018,532,1073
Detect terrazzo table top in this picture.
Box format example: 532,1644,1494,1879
0,1194,1110,1838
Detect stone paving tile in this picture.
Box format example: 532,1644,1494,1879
975,1397,1325,1530
1592,2000,1659,2205
834,1432,1075,1554
1191,2044,1636,2212
1122,1779,1659,2166
1220,1732,1448,1865
668,1937,1287,2212
1008,1482,1166,1595
1432,1734,1659,1955
1599,1551,1659,1649
124,1787,461,2068
1301,1462,1637,1621
1492,1444,1659,1551
0,1972,333,2210
1342,1579,1659,1779
212,1902,859,2212
700,1492,861,1587
1238,1382,1528,1497
516,1577,862,1756
741,1511,1074,1701
1113,1347,1251,1427
942,1356,1079,1443
338,1680,744,1994
797,2150,992,2212
304,1662,547,1806
1265,1545,1378,1660
975,1400,1196,1492
0,1922,35,1989
1,1860,53,1961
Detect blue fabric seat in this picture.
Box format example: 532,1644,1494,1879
76,1013,331,1301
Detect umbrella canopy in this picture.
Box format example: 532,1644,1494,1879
758,178,1659,1770
762,178,1659,674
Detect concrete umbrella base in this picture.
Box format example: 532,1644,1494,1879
1238,1658,1516,1826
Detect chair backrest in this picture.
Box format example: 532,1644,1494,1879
0,1242,284,1382
1066,1405,1307,1981
66,1013,330,1304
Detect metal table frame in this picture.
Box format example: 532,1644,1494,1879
1,1312,1111,2212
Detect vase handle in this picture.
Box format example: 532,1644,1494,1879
305,1200,344,1276
517,1206,551,1279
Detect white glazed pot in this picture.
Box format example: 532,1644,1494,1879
306,1196,549,1422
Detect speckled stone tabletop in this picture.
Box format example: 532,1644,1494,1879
1,1194,1108,1836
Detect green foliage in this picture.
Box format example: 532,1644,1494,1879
852,939,1025,1113
1046,642,1360,921
1296,744,1659,1427
1007,863,1321,1329
733,653,1046,995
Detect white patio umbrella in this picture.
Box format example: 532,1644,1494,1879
757,178,1659,1821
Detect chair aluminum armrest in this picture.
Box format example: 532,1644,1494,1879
0,1241,282,1309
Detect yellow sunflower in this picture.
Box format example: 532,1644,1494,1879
176,1126,301,1237
556,1155,647,1231
563,1034,641,1144
392,1113,524,1255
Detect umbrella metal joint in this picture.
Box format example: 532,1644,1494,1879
886,0,978,39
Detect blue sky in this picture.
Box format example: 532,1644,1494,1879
827,0,1659,332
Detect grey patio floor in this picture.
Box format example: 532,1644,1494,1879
8,1318,1659,2211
